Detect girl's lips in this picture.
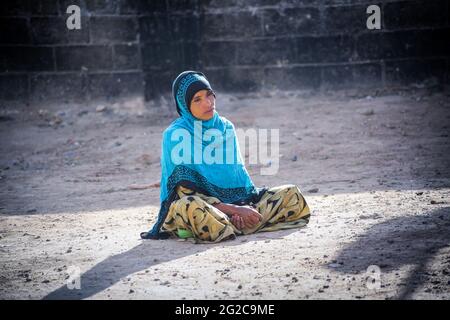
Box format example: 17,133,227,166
204,108,215,114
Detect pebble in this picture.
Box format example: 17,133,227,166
96,105,107,113
362,110,374,116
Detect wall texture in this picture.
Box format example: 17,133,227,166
1,0,449,102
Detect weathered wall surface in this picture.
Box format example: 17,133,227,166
1,0,448,102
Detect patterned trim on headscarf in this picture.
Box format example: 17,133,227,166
176,73,201,113
167,165,257,204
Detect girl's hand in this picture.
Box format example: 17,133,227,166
233,205,262,229
213,203,262,229
231,214,245,230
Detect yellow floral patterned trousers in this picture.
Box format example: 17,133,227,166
161,184,311,243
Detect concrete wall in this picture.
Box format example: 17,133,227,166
1,0,144,102
1,0,449,102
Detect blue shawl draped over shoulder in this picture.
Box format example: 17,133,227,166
142,71,261,239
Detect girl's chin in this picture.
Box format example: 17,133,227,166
193,110,215,121
203,110,215,119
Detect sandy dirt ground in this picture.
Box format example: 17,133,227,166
0,87,449,300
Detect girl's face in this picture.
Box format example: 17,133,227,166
189,89,216,121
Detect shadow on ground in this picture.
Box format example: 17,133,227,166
43,228,299,300
330,207,450,299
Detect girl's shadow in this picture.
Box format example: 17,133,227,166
43,228,300,300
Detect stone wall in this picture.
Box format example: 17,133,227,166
1,0,449,102
1,0,143,102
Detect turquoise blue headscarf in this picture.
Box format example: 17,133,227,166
141,71,261,239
